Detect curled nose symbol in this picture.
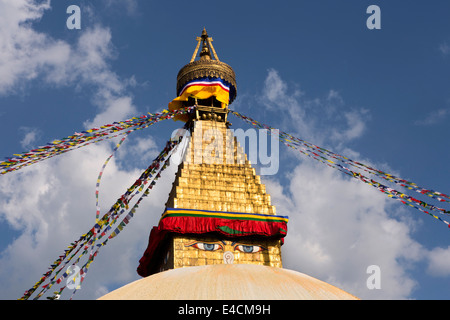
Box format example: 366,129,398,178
223,251,234,264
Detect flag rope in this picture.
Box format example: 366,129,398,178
1,107,194,175
230,110,450,228
19,125,188,300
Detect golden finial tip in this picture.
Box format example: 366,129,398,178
178,29,237,104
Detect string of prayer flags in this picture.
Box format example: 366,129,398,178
1,107,194,175
20,233,92,300
76,130,187,297
95,134,129,223
230,110,450,204
19,126,188,300
230,110,450,229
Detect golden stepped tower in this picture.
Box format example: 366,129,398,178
154,119,283,274
135,28,286,277
99,29,358,300
168,121,276,215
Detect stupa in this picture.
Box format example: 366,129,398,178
98,29,358,300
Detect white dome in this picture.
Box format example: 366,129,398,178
98,264,358,300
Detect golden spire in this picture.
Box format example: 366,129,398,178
191,27,219,62
136,31,284,277
177,28,237,104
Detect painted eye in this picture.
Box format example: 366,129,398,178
192,242,222,251
235,245,265,253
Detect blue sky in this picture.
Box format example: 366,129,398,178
0,0,449,300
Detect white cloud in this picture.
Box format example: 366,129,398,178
102,0,139,15
54,25,137,126
255,69,450,299
19,126,41,149
0,0,147,300
120,136,159,163
0,0,137,127
0,0,67,94
261,69,310,140
0,139,179,299
439,42,450,55
260,68,369,148
84,95,136,128
414,108,450,126
331,109,369,145
266,160,424,299
426,246,450,277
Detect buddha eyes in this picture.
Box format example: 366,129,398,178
191,242,223,251
235,245,265,253
189,242,265,253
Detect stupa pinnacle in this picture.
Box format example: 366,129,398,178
137,28,285,276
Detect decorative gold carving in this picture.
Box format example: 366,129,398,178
190,27,219,63
176,60,237,102
176,28,236,103
206,37,219,61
